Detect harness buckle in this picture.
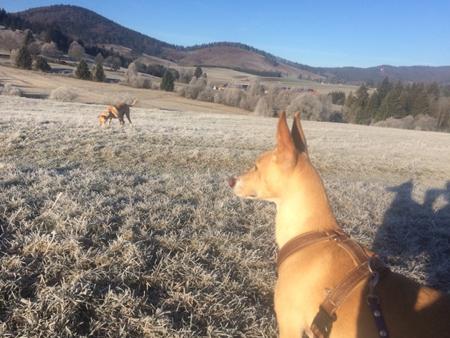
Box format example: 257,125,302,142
310,306,336,338
367,256,382,304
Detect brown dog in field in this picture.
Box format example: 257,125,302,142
228,111,450,337
98,99,138,127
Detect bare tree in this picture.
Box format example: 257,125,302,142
286,93,333,121
112,57,121,71
253,97,272,116
224,87,243,107
178,67,193,84
27,41,41,57
104,56,114,69
94,53,104,65
68,41,85,61
240,79,263,111
124,62,138,84
122,62,150,88
41,42,63,61
1,30,21,53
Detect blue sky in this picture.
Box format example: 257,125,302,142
3,1,449,68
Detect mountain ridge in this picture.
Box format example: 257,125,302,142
12,5,450,84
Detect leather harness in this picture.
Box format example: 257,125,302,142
277,229,390,338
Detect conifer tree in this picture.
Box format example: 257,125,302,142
377,77,393,104
427,81,440,101
15,45,32,70
353,84,369,124
408,83,430,117
194,66,203,79
91,62,106,82
35,56,51,72
343,92,357,122
160,69,174,91
378,81,407,120
23,29,35,46
75,59,91,80
361,91,379,124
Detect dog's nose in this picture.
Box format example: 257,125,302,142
227,176,237,188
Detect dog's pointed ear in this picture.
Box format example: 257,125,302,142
275,111,297,166
277,111,296,153
292,111,308,154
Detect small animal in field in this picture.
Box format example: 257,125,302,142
98,99,138,127
227,111,450,338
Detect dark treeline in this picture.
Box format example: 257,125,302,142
202,64,281,78
1,5,181,56
342,77,450,132
186,42,280,67
0,8,45,34
0,8,71,52
5,6,450,85
1,8,133,68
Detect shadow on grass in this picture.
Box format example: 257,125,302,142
353,181,450,337
372,180,450,291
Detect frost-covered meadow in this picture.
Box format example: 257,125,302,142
1,96,450,337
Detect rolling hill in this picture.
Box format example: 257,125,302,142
11,5,450,84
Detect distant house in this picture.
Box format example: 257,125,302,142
215,84,249,92
214,84,228,90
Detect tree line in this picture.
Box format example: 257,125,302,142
202,65,282,78
341,77,450,131
0,8,131,69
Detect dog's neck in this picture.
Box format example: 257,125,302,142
275,164,339,249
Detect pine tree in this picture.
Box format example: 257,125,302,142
35,56,51,72
23,29,35,46
377,77,393,104
194,66,203,79
343,92,357,122
362,91,379,124
378,81,407,120
75,59,91,80
91,62,106,82
344,84,369,124
408,83,430,117
160,70,174,91
15,45,32,70
427,81,440,101
353,84,369,124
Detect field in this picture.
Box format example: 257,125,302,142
0,64,249,116
1,95,450,337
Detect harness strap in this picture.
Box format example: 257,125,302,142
277,230,390,338
368,297,390,338
332,231,369,266
277,230,339,269
310,235,373,338
321,262,371,316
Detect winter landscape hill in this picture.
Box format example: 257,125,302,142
12,4,450,85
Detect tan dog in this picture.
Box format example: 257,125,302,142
228,111,450,337
98,99,138,127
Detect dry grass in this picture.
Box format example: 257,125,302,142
1,96,450,337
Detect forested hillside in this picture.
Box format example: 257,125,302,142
3,5,450,84
8,5,177,56
342,78,450,131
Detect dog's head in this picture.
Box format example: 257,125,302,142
228,111,309,202
98,110,111,126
